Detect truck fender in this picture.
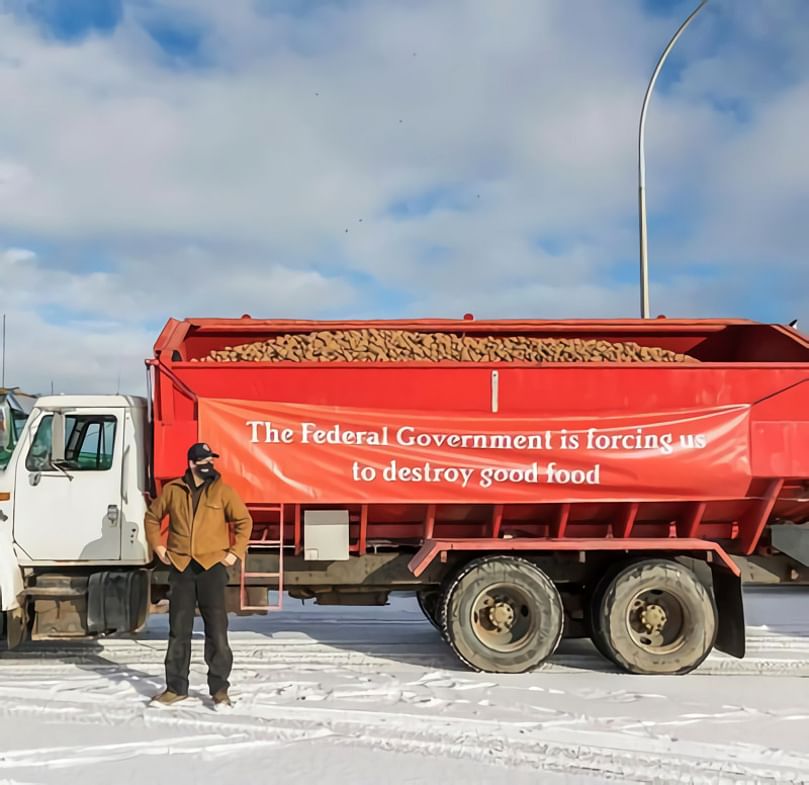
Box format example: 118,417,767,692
710,563,745,659
0,531,24,613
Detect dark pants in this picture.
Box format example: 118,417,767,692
165,561,232,696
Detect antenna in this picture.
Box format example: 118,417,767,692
2,313,5,388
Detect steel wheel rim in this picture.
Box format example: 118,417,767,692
625,588,686,653
470,582,535,653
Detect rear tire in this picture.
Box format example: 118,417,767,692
586,567,620,664
586,558,647,664
598,559,717,675
441,556,564,673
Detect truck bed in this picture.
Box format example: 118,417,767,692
149,316,809,560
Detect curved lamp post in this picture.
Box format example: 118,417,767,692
638,0,709,318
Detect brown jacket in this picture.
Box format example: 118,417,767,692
144,475,253,571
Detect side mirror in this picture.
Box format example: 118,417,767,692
51,412,66,463
0,402,9,451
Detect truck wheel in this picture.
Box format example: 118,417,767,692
586,568,620,665
416,589,442,632
598,559,717,675
441,556,564,673
586,558,646,665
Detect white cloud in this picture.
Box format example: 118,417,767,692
0,0,807,392
0,245,357,393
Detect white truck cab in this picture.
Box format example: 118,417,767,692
1,395,152,645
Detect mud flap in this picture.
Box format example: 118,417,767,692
710,564,745,659
5,605,29,650
1,528,26,648
0,535,24,614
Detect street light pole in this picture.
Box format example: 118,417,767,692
638,0,709,319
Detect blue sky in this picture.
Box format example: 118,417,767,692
1,0,808,393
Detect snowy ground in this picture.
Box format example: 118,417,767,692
1,588,808,785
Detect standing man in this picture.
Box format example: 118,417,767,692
145,442,252,708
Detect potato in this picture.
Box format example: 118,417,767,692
201,328,696,364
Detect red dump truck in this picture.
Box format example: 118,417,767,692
2,315,809,675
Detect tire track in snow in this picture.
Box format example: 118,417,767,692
5,637,809,676
0,735,286,770
0,690,807,784
0,779,47,785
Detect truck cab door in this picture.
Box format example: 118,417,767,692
13,408,124,562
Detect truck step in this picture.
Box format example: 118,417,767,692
23,587,86,599
239,504,285,613
242,572,281,579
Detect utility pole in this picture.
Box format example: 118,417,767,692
638,0,709,318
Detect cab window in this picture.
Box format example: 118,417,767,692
0,408,29,471
26,415,118,472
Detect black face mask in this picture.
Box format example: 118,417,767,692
195,463,216,478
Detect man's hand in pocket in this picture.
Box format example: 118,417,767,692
155,546,171,565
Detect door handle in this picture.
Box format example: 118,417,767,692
107,504,120,526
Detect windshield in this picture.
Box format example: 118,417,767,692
0,405,30,472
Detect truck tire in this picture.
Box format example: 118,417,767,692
416,589,442,632
586,567,620,665
586,557,647,665
598,559,717,675
440,556,564,673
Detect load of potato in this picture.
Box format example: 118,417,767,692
197,329,696,364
